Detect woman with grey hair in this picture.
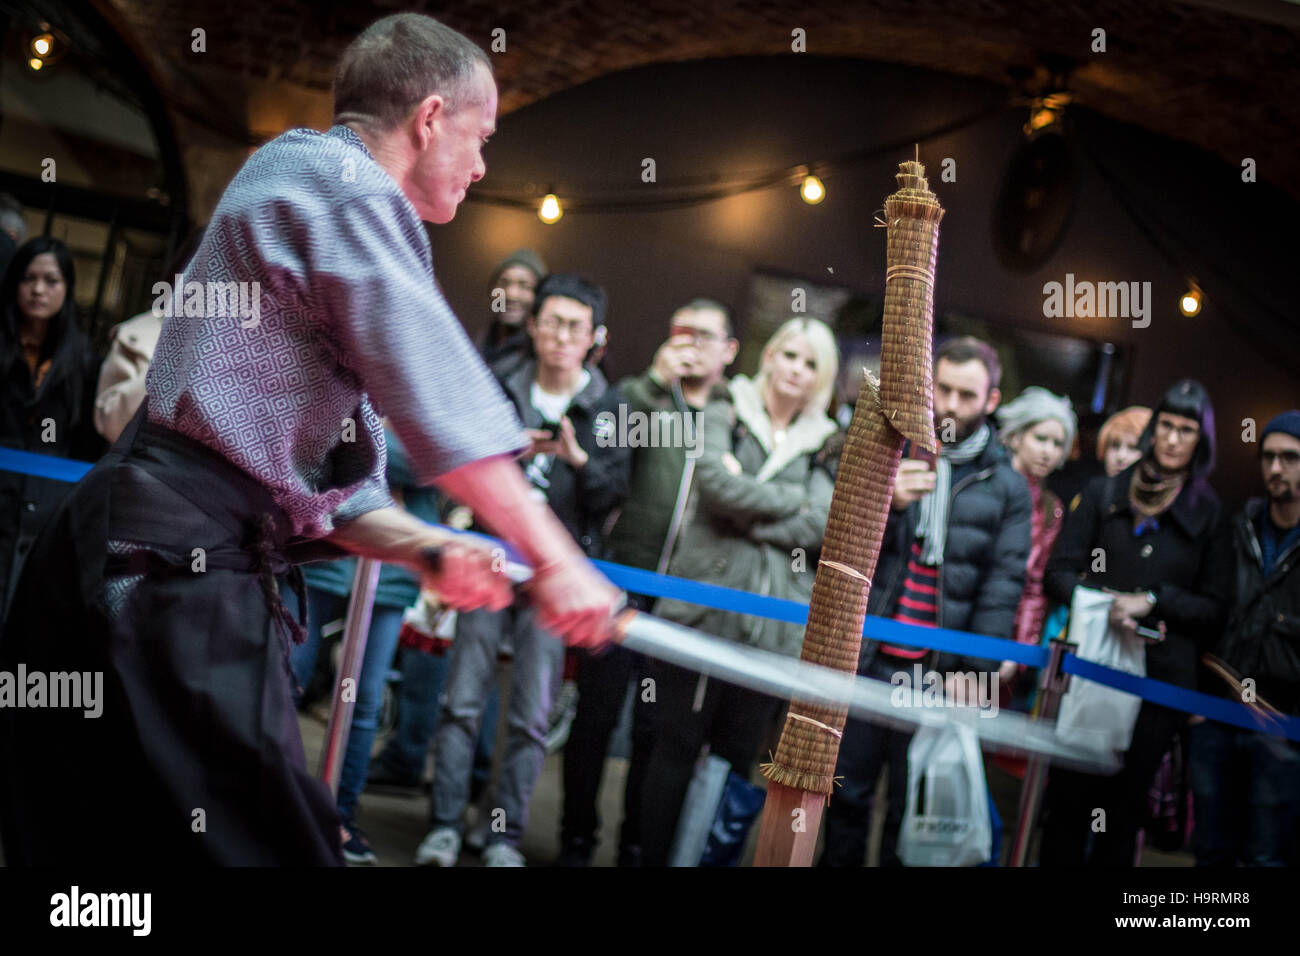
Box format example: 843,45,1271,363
995,387,1077,689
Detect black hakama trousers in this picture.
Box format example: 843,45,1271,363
0,403,343,865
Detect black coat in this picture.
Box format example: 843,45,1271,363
494,360,630,557
864,429,1032,673
0,331,103,618
481,324,532,382
1209,500,1300,714
1045,463,1230,690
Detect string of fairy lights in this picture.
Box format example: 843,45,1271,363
475,93,1206,318
17,22,1211,318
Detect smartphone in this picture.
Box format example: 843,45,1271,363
1135,624,1165,643
537,420,559,440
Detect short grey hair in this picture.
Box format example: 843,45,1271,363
333,13,492,133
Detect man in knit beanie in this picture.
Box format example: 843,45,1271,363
482,248,547,377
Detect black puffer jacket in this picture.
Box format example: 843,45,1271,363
863,428,1031,673
494,359,630,557
1207,499,1300,714
1045,463,1230,690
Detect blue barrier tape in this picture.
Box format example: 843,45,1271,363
1062,656,1300,741
4,446,1297,741
591,559,1051,669
0,448,93,484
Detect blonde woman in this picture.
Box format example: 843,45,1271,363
642,316,842,865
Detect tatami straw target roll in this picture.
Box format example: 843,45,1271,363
761,157,945,797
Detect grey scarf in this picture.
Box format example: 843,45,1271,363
915,422,990,566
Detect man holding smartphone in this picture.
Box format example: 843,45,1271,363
417,274,629,867
559,298,739,866
821,335,1032,867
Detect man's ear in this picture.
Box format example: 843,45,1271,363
722,338,740,366
411,92,446,148
984,386,1002,417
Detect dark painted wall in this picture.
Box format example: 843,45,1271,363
428,55,1297,507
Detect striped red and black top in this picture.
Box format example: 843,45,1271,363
880,540,937,659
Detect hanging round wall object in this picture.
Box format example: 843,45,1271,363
992,128,1076,273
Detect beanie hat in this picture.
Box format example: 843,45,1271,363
490,248,547,288
1261,410,1300,445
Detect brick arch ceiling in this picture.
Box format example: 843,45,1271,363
105,0,1300,198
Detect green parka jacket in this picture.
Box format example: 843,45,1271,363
654,375,842,657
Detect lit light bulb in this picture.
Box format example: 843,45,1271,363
28,57,43,71
1029,108,1057,131
800,174,825,205
1179,288,1202,317
538,193,562,224
32,35,52,57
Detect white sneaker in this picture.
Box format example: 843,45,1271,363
414,827,461,867
482,842,526,867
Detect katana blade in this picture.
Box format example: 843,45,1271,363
613,609,1118,773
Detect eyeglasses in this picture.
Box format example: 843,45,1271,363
536,316,593,340
1262,449,1300,466
1155,418,1200,442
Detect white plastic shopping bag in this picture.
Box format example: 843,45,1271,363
1054,586,1146,753
898,722,992,867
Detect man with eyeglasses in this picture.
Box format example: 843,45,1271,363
1193,410,1300,866
416,274,629,867
559,297,739,866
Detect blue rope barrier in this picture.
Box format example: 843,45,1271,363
4,446,1297,741
1062,656,1300,740
0,448,93,484
591,559,1051,669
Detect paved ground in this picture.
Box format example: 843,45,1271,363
297,691,1193,869
0,663,1190,868
0,669,1192,869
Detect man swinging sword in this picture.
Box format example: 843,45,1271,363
0,13,618,866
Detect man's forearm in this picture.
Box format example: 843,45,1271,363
325,505,445,569
435,454,581,569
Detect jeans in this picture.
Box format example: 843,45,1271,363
1190,719,1300,866
374,645,499,797
820,655,916,867
430,601,565,847
286,585,403,823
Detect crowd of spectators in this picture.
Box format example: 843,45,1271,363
1,204,1295,867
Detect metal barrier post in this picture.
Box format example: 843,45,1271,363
318,557,381,796
1010,636,1073,867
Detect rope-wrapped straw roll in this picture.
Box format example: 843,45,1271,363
880,160,943,457
761,158,945,795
